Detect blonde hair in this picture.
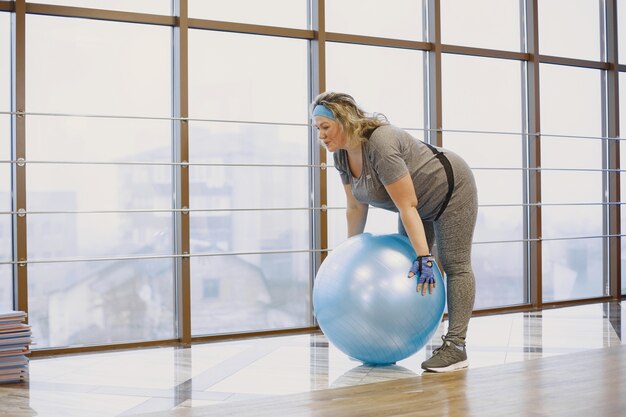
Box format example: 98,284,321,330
311,92,388,147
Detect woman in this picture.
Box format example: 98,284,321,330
312,92,477,373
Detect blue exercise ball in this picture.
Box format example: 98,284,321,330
313,233,446,365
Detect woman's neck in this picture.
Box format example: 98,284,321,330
345,142,363,177
344,139,362,154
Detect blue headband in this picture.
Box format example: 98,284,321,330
312,104,335,120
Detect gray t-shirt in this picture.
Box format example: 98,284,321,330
333,124,451,221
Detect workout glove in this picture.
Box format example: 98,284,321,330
408,256,435,294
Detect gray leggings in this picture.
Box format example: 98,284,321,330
398,157,477,346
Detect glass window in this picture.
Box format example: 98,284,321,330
28,259,175,348
26,15,171,117
540,65,602,137
189,0,308,29
538,0,601,61
325,172,345,250
188,32,311,336
326,44,424,129
26,117,172,210
26,16,174,347
0,267,9,311
33,1,171,15
442,55,522,132
540,64,604,301
326,0,423,41
0,12,11,310
542,238,603,301
0,112,13,310
326,42,424,248
0,12,7,111
619,71,626,294
188,30,307,124
619,0,625,64
441,0,521,52
442,54,524,308
190,253,310,335
472,242,525,308
0,113,9,312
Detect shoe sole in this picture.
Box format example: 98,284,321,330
422,359,469,373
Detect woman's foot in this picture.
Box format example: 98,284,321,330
421,336,468,373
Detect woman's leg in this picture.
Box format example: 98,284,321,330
434,195,477,346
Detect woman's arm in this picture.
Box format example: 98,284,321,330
344,183,369,237
384,174,430,257
385,174,436,295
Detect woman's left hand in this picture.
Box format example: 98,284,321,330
408,256,436,296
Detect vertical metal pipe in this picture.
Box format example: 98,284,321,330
173,0,191,344
11,0,28,314
605,0,621,299
310,0,327,276
426,0,442,147
524,0,543,308
309,0,328,390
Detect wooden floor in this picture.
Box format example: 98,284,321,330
139,344,626,417
1,303,622,416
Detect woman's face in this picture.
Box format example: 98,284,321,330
314,116,347,152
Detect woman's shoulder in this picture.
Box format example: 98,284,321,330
333,149,348,167
368,124,409,147
370,123,401,138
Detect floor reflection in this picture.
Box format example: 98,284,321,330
331,364,418,388
0,301,622,417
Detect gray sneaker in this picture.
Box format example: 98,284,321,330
421,336,469,373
